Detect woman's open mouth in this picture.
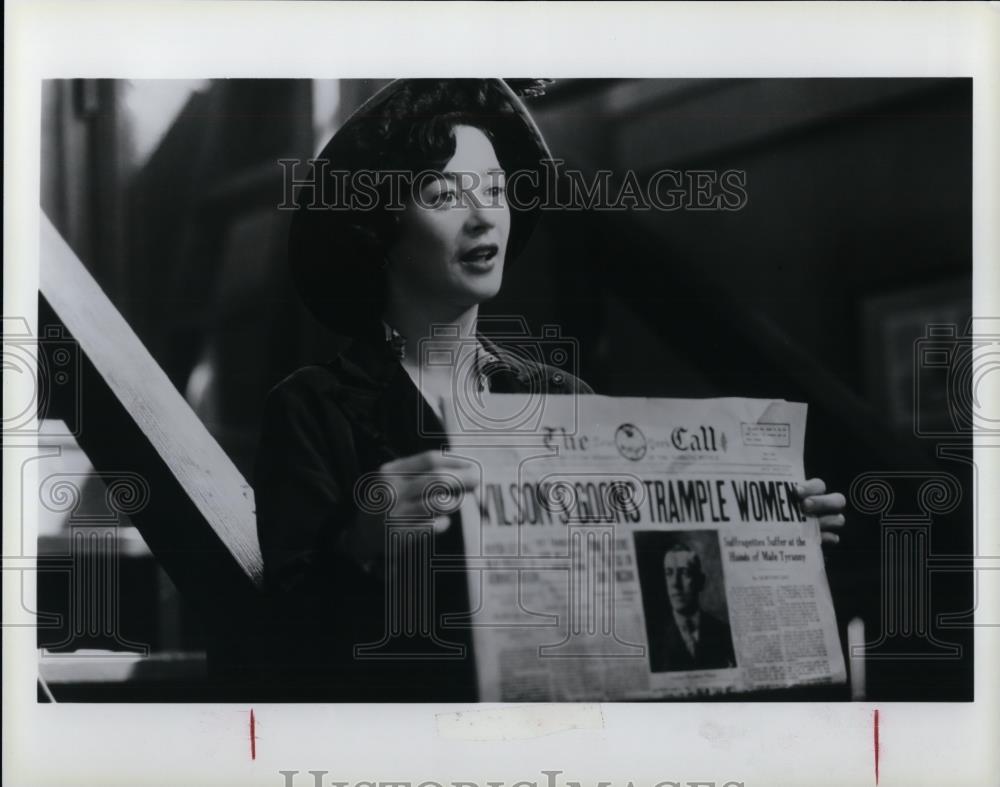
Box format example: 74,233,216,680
459,244,499,265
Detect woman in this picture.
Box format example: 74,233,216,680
254,79,845,701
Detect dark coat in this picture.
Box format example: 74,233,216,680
647,608,737,673
252,331,592,701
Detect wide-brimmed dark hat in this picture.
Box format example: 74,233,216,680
288,78,554,338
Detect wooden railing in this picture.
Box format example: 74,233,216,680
39,212,264,610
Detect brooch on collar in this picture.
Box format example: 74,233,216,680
384,324,408,361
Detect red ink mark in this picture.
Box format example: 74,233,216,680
250,708,257,760
873,708,880,784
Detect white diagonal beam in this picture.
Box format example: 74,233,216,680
39,211,263,587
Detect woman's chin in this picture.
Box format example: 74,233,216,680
451,269,504,303
456,287,501,309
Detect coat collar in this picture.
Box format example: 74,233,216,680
324,328,546,463
338,327,538,393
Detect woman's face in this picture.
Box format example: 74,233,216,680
385,125,511,312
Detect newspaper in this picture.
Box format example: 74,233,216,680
451,395,847,701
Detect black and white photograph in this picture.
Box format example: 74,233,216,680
28,73,973,703
5,3,999,787
635,530,736,674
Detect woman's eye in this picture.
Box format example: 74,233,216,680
432,190,458,208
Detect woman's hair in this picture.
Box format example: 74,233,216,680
288,79,551,338
337,80,504,260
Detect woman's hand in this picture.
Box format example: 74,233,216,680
796,478,846,546
339,449,480,575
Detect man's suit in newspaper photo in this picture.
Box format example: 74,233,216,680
451,395,847,701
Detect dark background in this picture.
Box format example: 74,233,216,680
38,78,973,701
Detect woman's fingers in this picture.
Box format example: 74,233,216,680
796,479,846,514
379,449,480,505
395,469,480,500
801,492,847,516
345,453,480,568
796,478,827,497
818,513,846,530
393,494,473,520
798,479,846,547
387,467,481,521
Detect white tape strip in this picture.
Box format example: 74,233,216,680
435,704,605,741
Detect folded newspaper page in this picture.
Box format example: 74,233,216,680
451,394,846,701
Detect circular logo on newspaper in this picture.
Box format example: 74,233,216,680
615,423,647,461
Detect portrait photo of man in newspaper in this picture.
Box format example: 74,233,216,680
636,533,737,674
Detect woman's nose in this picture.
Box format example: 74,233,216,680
464,201,496,234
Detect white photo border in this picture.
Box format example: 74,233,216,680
4,2,999,786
